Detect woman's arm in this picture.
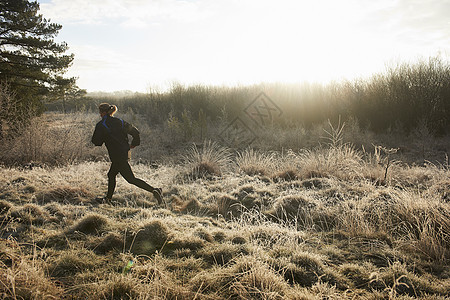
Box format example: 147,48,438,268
124,121,140,147
91,123,105,146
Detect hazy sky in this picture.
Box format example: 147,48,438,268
37,0,450,92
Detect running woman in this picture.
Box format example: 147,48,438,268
92,103,163,204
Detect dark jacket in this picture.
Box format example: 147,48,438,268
92,115,140,161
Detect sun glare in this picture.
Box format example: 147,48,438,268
208,0,387,86
40,0,448,91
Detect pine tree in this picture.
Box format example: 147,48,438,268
0,0,76,115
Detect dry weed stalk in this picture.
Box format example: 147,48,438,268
373,145,399,183
322,117,346,148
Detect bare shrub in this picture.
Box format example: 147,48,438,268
0,83,34,139
0,112,102,166
322,117,346,148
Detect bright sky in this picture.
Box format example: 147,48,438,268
37,0,450,92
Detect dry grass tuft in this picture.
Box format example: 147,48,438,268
37,233,69,250
91,232,124,254
43,203,66,221
0,240,64,299
163,233,205,257
294,145,365,180
131,220,170,255
339,262,374,289
192,162,220,178
399,204,450,262
0,200,12,215
300,178,332,189
268,247,326,287
194,227,214,243
369,261,449,297
192,256,289,299
233,186,255,204
69,213,109,235
231,235,247,245
184,140,232,178
173,197,203,214
216,195,241,219
270,195,316,221
236,148,276,176
91,273,141,300
230,258,290,299
48,249,98,278
10,203,49,224
36,186,93,204
273,169,299,182
198,242,250,266
212,230,227,242
232,185,264,211
131,256,196,299
428,178,450,202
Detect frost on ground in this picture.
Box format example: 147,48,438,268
0,144,449,299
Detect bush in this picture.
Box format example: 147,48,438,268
0,112,101,166
48,56,450,139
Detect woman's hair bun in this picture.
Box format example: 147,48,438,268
109,105,118,115
98,103,118,115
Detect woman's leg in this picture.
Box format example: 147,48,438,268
112,160,163,204
117,161,155,192
107,162,120,199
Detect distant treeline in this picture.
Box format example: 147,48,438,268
48,56,449,135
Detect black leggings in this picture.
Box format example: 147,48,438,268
107,160,154,198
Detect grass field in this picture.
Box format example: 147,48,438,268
0,112,449,299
